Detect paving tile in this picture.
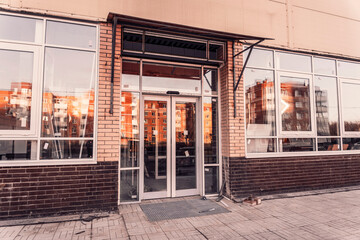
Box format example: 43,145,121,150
3,190,360,239
0,226,24,240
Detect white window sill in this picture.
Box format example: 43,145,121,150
246,150,360,159
0,159,97,167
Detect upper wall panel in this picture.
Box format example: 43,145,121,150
292,5,360,58
1,0,360,58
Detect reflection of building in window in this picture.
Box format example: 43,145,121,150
315,86,330,135
41,89,95,137
246,79,332,134
0,82,32,130
245,79,275,135
280,81,311,131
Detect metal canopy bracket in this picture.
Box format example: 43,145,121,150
233,39,264,118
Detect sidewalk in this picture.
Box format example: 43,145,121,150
1,189,360,239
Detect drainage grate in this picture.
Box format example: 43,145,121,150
140,199,230,221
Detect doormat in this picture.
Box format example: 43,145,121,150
140,199,230,221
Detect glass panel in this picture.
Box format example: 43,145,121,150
40,140,93,159
280,138,314,152
338,61,360,79
341,82,360,132
245,69,276,136
123,31,143,52
142,63,201,94
280,75,311,131
314,76,339,136
243,48,273,68
203,69,218,95
204,97,218,164
122,61,140,91
120,170,139,202
0,14,42,43
204,166,219,194
42,48,95,137
276,52,311,72
145,35,206,59
176,101,196,190
343,138,360,150
144,100,167,193
46,21,96,49
247,138,276,153
0,140,37,160
120,92,139,168
209,44,224,61
0,49,33,130
314,57,336,75
318,138,340,151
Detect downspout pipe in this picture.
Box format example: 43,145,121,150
232,41,237,118
109,17,118,114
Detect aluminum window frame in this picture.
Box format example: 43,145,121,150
244,46,360,157
0,11,99,166
0,42,42,137
340,78,360,138
277,71,316,137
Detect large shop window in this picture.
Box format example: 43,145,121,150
0,13,97,164
244,47,360,156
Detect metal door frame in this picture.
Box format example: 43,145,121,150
140,95,201,200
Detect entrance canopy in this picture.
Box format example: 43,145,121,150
108,13,271,42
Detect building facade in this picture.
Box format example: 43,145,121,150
1,0,360,219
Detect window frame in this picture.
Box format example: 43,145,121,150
0,42,41,137
340,78,360,138
122,28,226,63
244,46,360,158
276,71,316,137
0,12,99,166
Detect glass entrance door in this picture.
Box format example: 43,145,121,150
142,96,199,199
172,98,199,197
143,96,170,199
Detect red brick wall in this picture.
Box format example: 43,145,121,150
228,155,360,198
0,162,118,220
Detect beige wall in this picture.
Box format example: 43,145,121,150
2,0,360,58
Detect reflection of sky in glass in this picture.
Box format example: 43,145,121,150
244,48,273,68
314,57,336,75
276,52,311,72
142,76,200,93
338,61,360,79
0,14,42,42
342,82,360,122
44,48,95,95
0,49,33,90
314,76,339,135
46,21,96,49
244,68,274,88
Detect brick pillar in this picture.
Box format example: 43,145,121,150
97,23,122,162
220,41,245,198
